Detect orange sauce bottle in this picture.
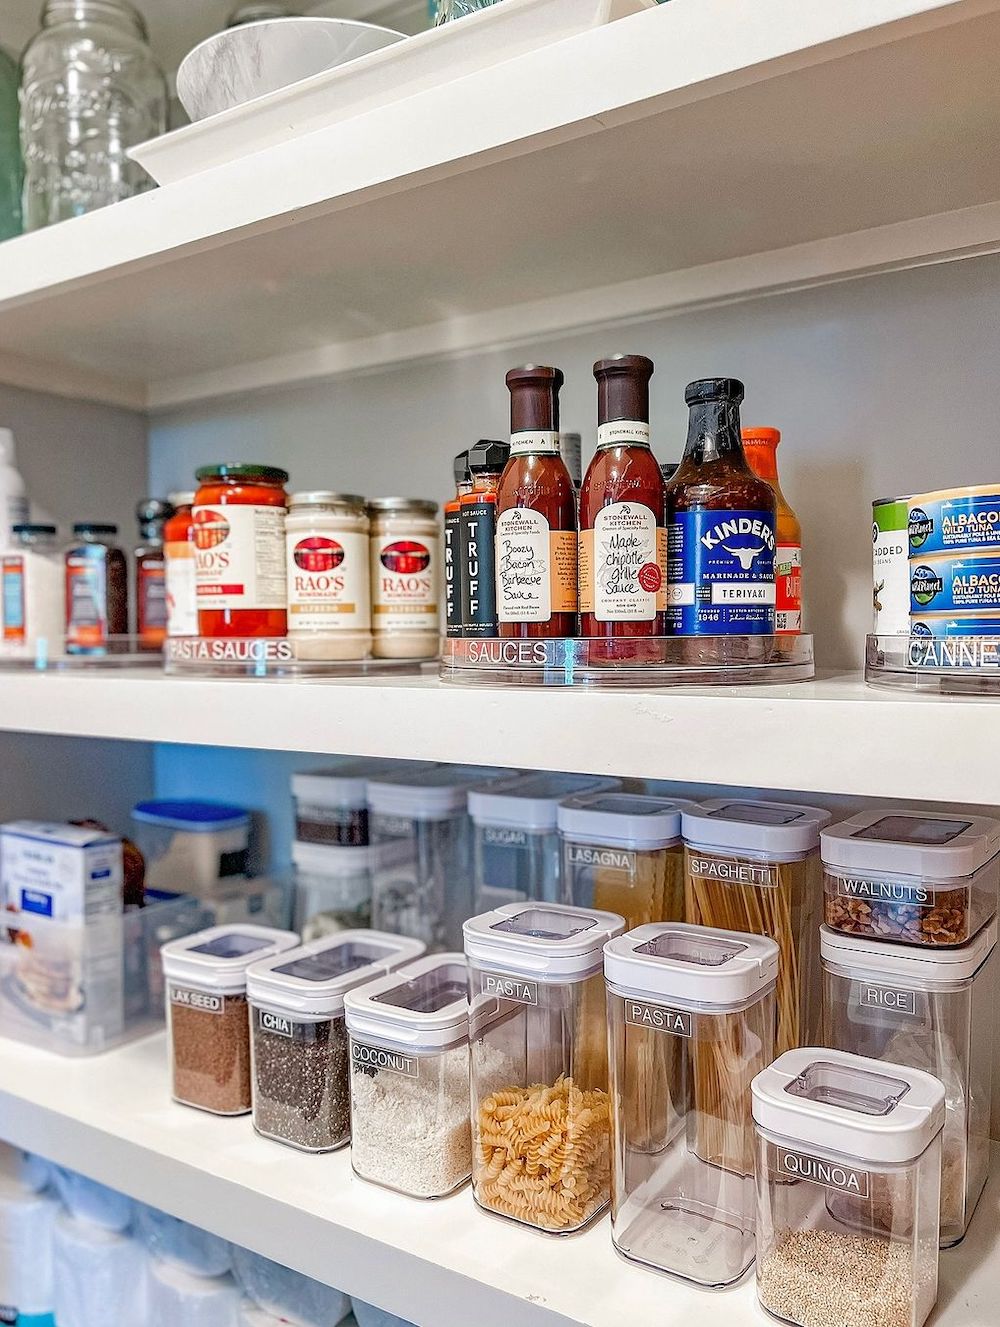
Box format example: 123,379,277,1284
742,427,802,635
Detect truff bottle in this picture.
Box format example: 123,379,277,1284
444,450,471,639
135,498,173,651
580,355,666,638
742,427,802,635
460,439,510,638
665,379,776,637
496,366,578,638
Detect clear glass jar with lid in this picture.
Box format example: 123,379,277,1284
368,498,440,659
20,0,167,232
286,492,372,660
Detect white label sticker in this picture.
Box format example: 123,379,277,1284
165,545,198,637
625,999,691,1036
778,1149,871,1197
496,509,551,622
287,529,370,631
482,973,538,1004
351,1041,419,1078
593,502,659,621
510,430,560,456
370,532,438,632
193,505,286,611
596,421,651,449
170,984,222,1014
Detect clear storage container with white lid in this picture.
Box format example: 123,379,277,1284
605,923,777,1286
464,901,624,1233
345,952,471,1198
292,840,372,940
683,799,831,1056
368,764,507,950
821,920,995,1246
468,771,620,912
161,924,299,1116
752,1048,945,1327
246,930,425,1153
291,760,434,847
560,792,696,929
821,810,1000,948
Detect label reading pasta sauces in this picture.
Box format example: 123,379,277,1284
689,856,779,888
482,973,538,1004
566,844,636,871
666,509,776,635
496,509,576,622
169,985,222,1014
858,984,917,1016
836,877,930,905
351,1041,418,1078
371,534,438,632
624,999,691,1036
579,503,661,621
778,1149,870,1198
287,530,370,631
194,505,286,610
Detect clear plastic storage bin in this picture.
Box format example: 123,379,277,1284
752,1049,945,1327
292,840,372,940
246,930,424,1152
683,800,831,1056
605,923,778,1286
560,792,695,928
291,760,433,847
161,924,299,1116
464,902,625,1233
822,921,996,1246
822,811,1000,948
132,800,250,889
345,953,471,1197
468,771,619,912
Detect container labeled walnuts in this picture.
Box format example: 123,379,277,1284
246,930,425,1152
161,925,299,1116
821,811,1000,947
463,901,624,1234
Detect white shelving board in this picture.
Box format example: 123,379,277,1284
1,0,1000,409
0,668,995,802
0,1031,994,1327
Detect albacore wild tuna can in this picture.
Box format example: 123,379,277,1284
910,554,1000,613
908,485,1000,556
911,613,1000,638
872,498,910,635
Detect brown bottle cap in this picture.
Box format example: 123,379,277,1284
506,365,564,431
594,354,653,424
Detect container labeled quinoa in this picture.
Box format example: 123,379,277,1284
246,930,424,1153
161,924,299,1116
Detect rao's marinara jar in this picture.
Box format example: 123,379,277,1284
193,465,289,638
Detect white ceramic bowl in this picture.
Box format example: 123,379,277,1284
177,17,405,122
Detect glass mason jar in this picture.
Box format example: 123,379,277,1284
20,0,167,232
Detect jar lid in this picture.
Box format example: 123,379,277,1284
820,919,997,984
366,497,438,517
167,492,196,507
463,902,624,981
246,930,425,1017
468,772,620,833
195,464,289,484
133,800,249,833
72,523,118,536
291,840,371,874
288,491,366,510
161,925,298,995
751,1047,946,1164
683,799,831,857
344,953,469,1049
558,792,697,849
821,810,1000,877
367,765,506,820
293,761,433,810
604,923,778,1009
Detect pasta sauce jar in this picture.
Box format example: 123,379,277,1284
193,465,289,639
286,492,372,660
368,498,440,659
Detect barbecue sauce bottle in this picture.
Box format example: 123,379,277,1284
580,354,666,637
444,450,470,639
665,378,776,636
496,366,578,638
460,439,510,638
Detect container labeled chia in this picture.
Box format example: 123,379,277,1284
822,811,1000,948
161,924,299,1116
246,930,424,1152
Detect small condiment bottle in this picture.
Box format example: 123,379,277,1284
368,498,440,660
1,523,62,657
459,439,510,638
580,355,666,638
135,498,172,652
444,451,471,640
65,522,129,654
496,365,578,638
164,492,197,639
286,491,372,661
742,427,802,635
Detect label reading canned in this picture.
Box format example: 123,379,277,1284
909,491,1000,555
624,999,692,1036
170,985,222,1013
482,973,537,1004
194,505,286,610
859,984,917,1016
836,877,930,906
778,1149,870,1197
666,509,775,634
351,1041,418,1078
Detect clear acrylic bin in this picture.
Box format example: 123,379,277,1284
752,1049,945,1327
345,953,471,1197
292,841,372,940
605,923,778,1286
821,922,996,1246
464,902,624,1234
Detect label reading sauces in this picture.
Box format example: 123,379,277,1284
666,509,776,635
579,502,662,621
194,505,286,610
371,534,438,632
778,1149,870,1197
287,530,369,630
625,999,691,1036
170,985,222,1014
496,509,576,623
482,973,538,1004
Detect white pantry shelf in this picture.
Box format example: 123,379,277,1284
1,0,999,408
0,668,996,802
0,1031,995,1327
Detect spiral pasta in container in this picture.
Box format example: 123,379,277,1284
463,901,624,1234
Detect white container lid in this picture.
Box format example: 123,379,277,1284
558,792,698,849
292,760,434,809
463,902,624,981
161,924,299,995
683,799,831,857
821,809,1000,877
246,930,425,1017
367,765,507,819
292,840,371,875
751,1047,946,1164
468,772,620,832
604,923,778,1009
820,919,997,984
344,952,468,1050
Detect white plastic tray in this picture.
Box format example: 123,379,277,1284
130,0,657,185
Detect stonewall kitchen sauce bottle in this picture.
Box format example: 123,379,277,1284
665,379,776,636
743,427,802,635
496,365,578,638
580,355,666,637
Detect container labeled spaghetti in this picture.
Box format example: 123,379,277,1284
910,554,1000,613
606,923,778,1286
873,497,910,635
908,485,1000,556
559,792,693,929
821,921,996,1246
464,902,624,1234
285,492,371,660
683,800,830,1056
822,810,1000,948
752,1048,945,1327
368,498,440,659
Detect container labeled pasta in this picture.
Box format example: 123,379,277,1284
463,902,624,1234
752,1049,945,1327
821,921,995,1246
822,811,1000,948
606,923,778,1286
682,800,830,1056
559,792,694,929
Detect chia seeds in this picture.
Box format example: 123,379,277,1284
251,1010,351,1152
